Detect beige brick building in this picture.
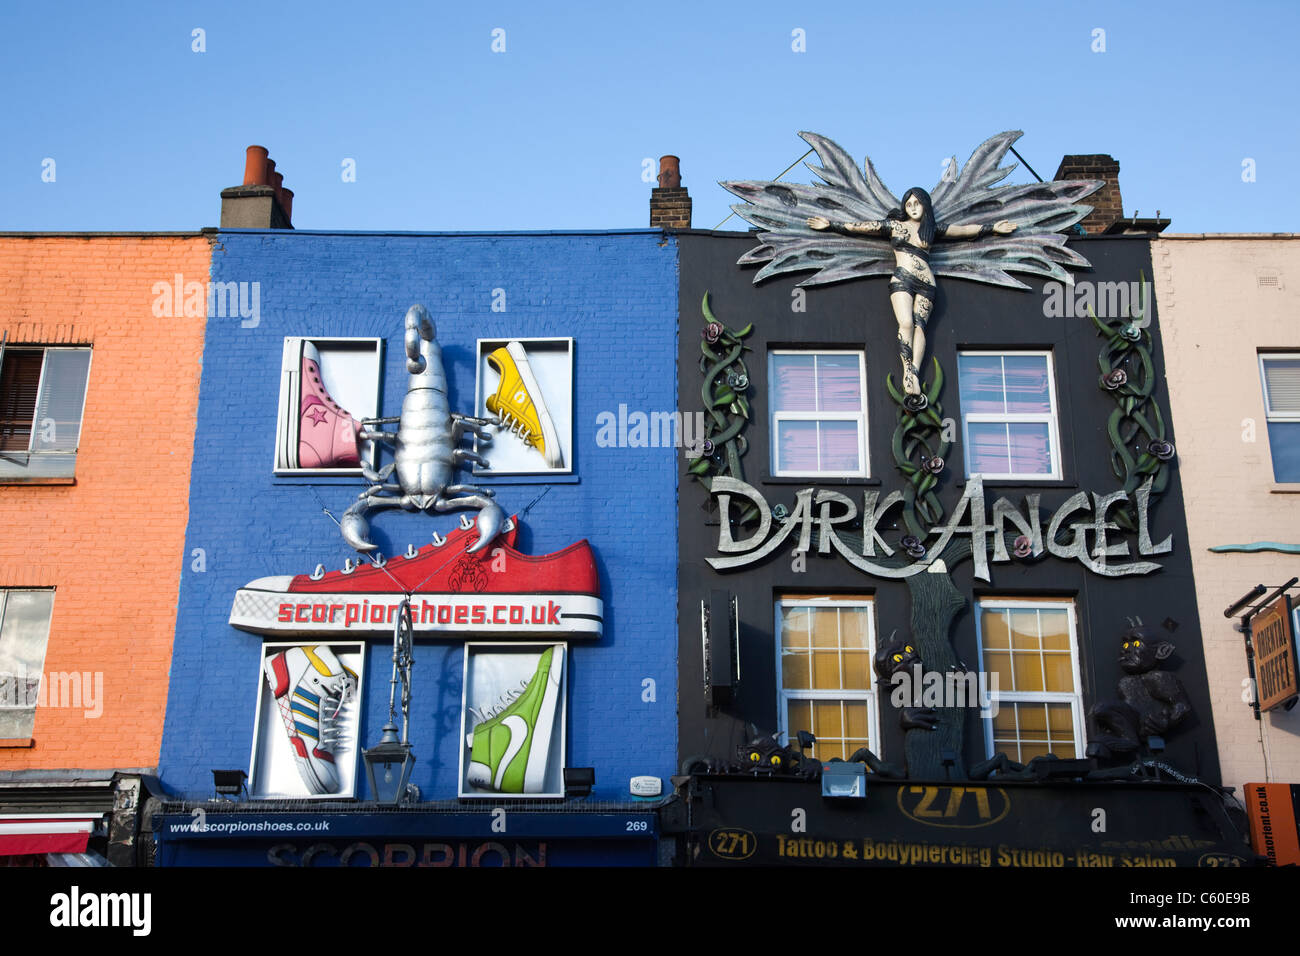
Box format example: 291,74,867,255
1154,234,1300,796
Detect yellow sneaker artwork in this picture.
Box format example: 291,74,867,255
486,342,563,468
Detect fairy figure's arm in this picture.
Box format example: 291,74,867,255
806,216,888,236
936,220,1016,240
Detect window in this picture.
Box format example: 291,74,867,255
1260,354,1300,483
975,598,1084,762
0,345,92,481
460,643,567,798
473,338,574,475
776,595,878,761
249,642,365,798
769,351,868,477
273,337,382,475
957,351,1061,480
0,589,56,740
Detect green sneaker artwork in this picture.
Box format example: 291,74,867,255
466,645,563,793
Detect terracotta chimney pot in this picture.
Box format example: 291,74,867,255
658,155,682,189
243,145,269,186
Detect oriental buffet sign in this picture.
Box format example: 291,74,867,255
706,476,1171,580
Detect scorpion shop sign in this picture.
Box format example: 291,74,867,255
229,518,605,639
706,476,1172,580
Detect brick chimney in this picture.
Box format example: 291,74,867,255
1054,154,1121,234
650,155,692,229
220,145,293,229
1053,154,1169,234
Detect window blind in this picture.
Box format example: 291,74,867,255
0,350,42,452
32,349,91,452
1263,357,1300,415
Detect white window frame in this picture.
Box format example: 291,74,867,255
769,350,869,478
0,589,56,739
272,337,383,476
459,642,568,799
958,350,1062,481
975,597,1086,762
472,337,575,476
775,595,880,760
247,642,366,800
1260,352,1300,484
0,345,93,479
1260,352,1300,423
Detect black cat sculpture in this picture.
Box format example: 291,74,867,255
844,636,1030,780
734,731,822,780
1086,624,1192,761
838,636,942,779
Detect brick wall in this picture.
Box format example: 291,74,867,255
650,188,692,229
1155,236,1300,794
158,230,680,800
0,235,210,770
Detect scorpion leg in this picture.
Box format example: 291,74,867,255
443,484,494,496
451,412,497,442
360,462,396,483
341,492,408,553
447,450,488,468
452,419,494,444
433,495,505,554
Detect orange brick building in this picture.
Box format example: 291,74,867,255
0,233,210,864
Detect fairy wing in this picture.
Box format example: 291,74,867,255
720,131,899,287
929,131,1102,290
723,130,1101,291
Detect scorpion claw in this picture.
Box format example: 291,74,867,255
465,502,505,555
341,511,378,553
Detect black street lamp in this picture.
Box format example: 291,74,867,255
362,597,417,805
363,722,415,804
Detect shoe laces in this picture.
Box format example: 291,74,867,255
316,676,354,746
497,410,535,443
470,678,529,724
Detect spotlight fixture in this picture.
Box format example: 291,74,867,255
821,762,866,800
564,767,595,798
211,769,248,799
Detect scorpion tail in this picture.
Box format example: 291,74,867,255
341,508,378,553
467,502,506,555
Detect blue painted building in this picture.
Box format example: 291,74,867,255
155,228,679,866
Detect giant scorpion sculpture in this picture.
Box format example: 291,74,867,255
340,304,505,554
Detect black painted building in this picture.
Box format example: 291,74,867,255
665,226,1254,867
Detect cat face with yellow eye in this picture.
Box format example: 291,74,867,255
874,636,923,682
1118,625,1174,674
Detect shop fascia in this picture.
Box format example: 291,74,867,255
706,474,1171,581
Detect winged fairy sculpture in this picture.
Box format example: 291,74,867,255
722,131,1102,400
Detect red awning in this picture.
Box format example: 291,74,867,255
0,815,96,856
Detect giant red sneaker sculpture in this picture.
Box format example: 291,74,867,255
230,515,603,639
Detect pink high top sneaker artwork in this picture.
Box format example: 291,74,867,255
286,340,364,469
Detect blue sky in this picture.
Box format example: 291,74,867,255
2,0,1296,233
